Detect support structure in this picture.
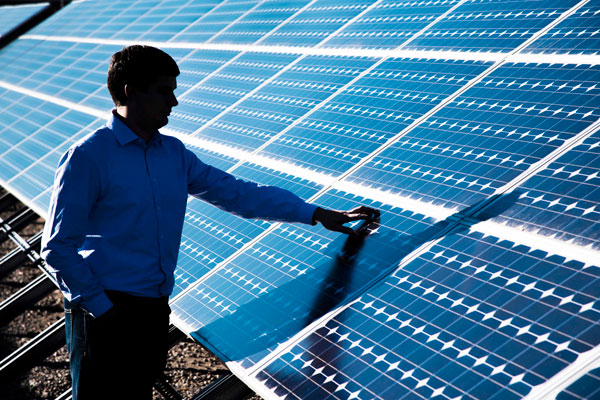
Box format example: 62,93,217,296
0,231,42,279
0,317,65,380
191,373,254,400
0,273,55,325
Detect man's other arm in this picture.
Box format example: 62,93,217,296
41,147,113,318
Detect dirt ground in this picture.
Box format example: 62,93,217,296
0,192,257,399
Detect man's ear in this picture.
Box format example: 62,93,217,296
124,83,135,102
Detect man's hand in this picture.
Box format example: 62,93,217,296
313,206,380,235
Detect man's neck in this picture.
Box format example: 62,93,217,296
114,107,154,143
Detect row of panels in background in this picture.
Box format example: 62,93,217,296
16,0,600,54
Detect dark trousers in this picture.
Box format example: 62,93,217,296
65,291,170,400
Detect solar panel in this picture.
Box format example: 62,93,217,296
0,3,47,39
0,0,599,398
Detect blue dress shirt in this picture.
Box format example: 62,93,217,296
41,112,317,317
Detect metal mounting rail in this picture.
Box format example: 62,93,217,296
0,273,56,325
0,207,39,246
0,231,42,279
0,317,65,381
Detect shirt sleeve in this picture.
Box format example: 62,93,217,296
185,148,317,225
41,146,113,318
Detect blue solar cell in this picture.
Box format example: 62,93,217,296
524,4,600,55
0,3,47,38
256,58,490,176
255,227,600,399
322,0,459,49
259,0,378,47
491,129,600,249
347,62,600,209
406,0,580,52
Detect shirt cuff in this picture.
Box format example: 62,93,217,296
84,291,114,318
298,202,319,225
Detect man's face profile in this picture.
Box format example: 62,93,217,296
127,75,178,131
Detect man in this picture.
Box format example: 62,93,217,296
41,45,377,399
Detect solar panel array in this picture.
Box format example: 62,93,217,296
0,0,599,399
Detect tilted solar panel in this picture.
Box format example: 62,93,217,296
0,0,599,398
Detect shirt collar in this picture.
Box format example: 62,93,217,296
108,110,163,146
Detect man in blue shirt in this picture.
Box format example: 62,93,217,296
41,45,377,399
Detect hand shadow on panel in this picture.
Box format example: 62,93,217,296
192,191,521,367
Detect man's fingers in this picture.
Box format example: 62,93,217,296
344,207,380,221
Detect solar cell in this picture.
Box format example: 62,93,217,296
209,0,313,44
191,55,377,154
0,3,47,38
258,0,379,47
254,58,490,177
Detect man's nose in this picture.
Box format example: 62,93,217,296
171,93,178,107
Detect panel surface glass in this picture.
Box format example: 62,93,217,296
254,58,490,177
347,62,600,209
406,0,580,52
174,52,300,137
256,226,600,399
523,3,600,55
210,0,312,44
321,0,458,49
191,55,376,152
492,129,600,250
259,0,378,47
171,185,485,368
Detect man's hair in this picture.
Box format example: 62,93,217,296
107,45,180,106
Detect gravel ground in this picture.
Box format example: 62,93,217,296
0,191,259,399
